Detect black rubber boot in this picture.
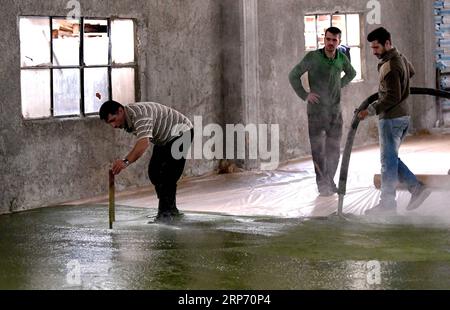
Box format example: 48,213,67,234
155,185,182,222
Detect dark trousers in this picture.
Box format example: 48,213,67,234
308,113,343,192
148,129,193,212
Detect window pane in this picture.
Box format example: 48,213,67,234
304,16,317,50
21,70,51,119
112,68,135,104
350,47,362,80
53,69,80,116
111,20,135,64
84,68,109,114
332,15,347,45
316,15,331,48
20,17,51,67
347,14,360,46
52,19,80,66
84,19,109,66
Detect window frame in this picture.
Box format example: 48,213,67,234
304,12,364,81
19,15,139,120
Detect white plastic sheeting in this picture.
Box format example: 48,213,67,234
97,134,450,223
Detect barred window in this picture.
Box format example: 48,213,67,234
20,16,136,119
304,13,362,81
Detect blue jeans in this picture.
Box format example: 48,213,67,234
378,116,419,208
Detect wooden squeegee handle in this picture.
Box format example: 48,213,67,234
109,169,115,229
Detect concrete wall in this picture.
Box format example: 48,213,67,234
257,0,436,163
222,0,262,169
417,0,438,129
0,0,223,214
0,0,437,214
144,0,223,176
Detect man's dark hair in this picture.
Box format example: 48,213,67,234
367,27,391,45
99,100,123,121
325,27,342,38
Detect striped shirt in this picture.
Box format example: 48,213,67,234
123,102,193,145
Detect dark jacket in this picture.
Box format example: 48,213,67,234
373,48,415,119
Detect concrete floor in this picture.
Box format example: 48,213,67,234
0,134,449,289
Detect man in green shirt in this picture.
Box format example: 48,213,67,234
289,27,356,196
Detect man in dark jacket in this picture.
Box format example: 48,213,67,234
289,27,356,196
358,27,431,214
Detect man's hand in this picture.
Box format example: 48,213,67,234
110,138,149,175
306,92,320,104
357,110,369,121
111,159,127,175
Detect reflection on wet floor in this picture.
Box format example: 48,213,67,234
0,205,449,290
1,134,450,289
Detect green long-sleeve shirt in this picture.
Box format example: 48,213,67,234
289,49,356,116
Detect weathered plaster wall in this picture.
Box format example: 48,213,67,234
0,0,222,213
0,0,437,214
257,0,436,164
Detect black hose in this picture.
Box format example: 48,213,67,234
337,87,450,216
